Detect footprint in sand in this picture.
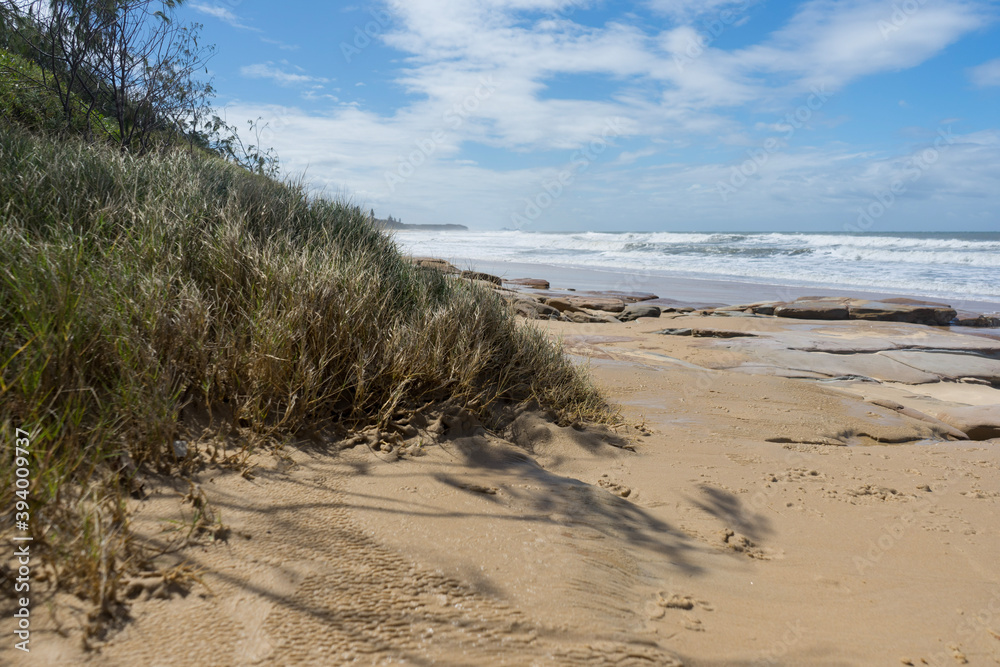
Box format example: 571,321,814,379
768,467,825,483
843,484,914,503
646,590,713,623
597,476,632,498
720,528,774,560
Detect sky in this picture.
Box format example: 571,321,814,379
177,0,1000,232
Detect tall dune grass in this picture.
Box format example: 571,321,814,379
0,125,607,609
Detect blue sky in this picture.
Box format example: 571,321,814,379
179,0,1000,232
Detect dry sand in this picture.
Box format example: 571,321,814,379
4,315,1000,666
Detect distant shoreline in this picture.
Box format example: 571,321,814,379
378,219,468,232
447,257,1000,317
391,229,1000,311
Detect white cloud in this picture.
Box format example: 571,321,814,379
231,87,1000,231
190,3,261,32
735,0,985,92
240,63,330,87
261,37,300,51
613,148,657,165
969,57,1000,87
373,0,986,153
225,1,997,230
302,87,338,102
645,0,756,21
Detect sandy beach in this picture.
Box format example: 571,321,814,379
6,267,1000,667
5,1,1000,663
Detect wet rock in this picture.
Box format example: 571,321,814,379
513,299,561,320
751,304,777,316
537,304,561,317
735,350,940,384
753,296,956,325
513,301,536,319
618,303,662,321
877,351,1000,383
515,293,547,303
715,304,771,314
691,329,755,338
566,311,614,324
504,278,550,290
532,290,632,312
847,300,956,325
922,405,1000,441
603,291,659,303
867,399,969,440
954,312,1000,328
881,297,953,307
568,296,626,313
656,328,693,336
774,299,850,320
655,328,754,338
544,298,585,313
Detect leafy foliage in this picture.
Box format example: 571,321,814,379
0,0,266,164
0,47,110,135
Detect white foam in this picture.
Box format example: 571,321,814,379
391,230,1000,303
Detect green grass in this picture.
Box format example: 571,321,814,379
0,124,608,611
0,47,113,139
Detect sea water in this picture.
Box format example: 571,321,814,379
392,230,1000,308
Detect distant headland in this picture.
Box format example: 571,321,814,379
374,214,467,232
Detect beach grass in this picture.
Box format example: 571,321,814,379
0,124,608,612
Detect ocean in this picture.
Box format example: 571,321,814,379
391,230,1000,311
